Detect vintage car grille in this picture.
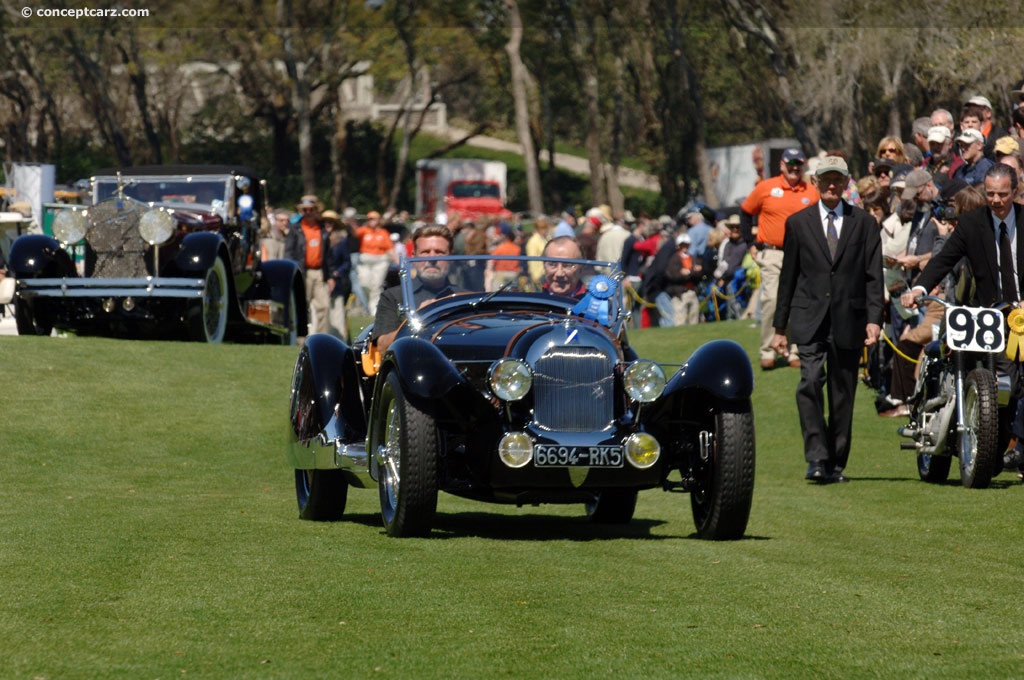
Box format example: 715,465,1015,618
532,346,615,432
88,199,149,278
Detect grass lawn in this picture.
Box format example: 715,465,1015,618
3,320,1024,678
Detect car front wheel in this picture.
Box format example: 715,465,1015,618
690,407,755,540
377,371,438,537
187,257,228,343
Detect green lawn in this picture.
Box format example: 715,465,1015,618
3,321,1024,678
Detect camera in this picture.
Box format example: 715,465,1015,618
933,204,957,221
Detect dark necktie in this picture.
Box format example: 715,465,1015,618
826,211,838,260
1000,221,1017,302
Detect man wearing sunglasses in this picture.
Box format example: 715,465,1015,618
741,147,820,370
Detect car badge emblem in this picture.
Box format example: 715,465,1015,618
565,327,579,344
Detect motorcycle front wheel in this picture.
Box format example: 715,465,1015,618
957,368,999,489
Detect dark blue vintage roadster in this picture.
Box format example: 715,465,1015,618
287,253,755,538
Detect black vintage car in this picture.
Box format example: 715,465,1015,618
9,165,306,343
288,254,755,539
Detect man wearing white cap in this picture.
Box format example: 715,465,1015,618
926,125,954,176
770,155,884,484
953,128,994,186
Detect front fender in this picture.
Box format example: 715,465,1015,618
175,231,223,272
663,339,754,402
386,335,465,400
9,234,76,277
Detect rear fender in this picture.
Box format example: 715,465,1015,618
259,259,308,337
9,234,76,277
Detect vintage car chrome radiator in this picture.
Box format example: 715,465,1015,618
532,346,615,432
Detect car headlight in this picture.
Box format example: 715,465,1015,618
624,359,666,402
624,432,660,469
52,209,88,245
498,432,533,468
138,208,176,246
489,358,532,401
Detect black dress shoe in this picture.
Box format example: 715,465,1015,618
830,467,850,483
805,462,828,483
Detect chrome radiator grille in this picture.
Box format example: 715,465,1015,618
89,199,148,278
533,347,615,432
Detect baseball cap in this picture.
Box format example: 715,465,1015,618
901,169,933,199
994,136,1020,156
781,147,806,163
927,126,952,143
675,232,691,246
815,155,849,177
872,157,895,173
955,128,984,145
297,194,320,209
967,95,993,110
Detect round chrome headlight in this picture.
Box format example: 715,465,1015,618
498,432,533,468
489,359,532,401
624,359,666,402
624,432,661,469
52,209,88,245
138,208,175,245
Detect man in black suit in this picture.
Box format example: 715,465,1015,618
902,163,1022,309
771,155,885,484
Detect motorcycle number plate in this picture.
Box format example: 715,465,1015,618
945,306,1005,353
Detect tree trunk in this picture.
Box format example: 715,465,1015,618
278,0,315,195
118,30,162,165
505,0,543,214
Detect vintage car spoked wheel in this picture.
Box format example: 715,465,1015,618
187,257,228,343
690,408,755,540
295,469,348,521
377,372,438,537
917,453,951,483
958,368,998,489
585,490,638,524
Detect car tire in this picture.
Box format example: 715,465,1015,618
295,469,348,521
14,297,54,336
585,490,638,524
917,453,952,483
691,407,755,541
958,368,998,489
377,371,438,537
187,257,228,343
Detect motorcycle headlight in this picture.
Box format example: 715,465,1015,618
138,208,176,246
624,359,666,402
52,209,88,245
489,359,532,401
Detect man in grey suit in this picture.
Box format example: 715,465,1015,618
771,155,885,483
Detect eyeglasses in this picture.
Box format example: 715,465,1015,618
785,160,804,168
881,148,899,154
543,261,579,274
874,169,891,177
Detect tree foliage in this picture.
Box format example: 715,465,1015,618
1,0,1022,214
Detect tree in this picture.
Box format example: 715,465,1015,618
505,0,543,214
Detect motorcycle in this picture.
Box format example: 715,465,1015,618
898,295,1012,488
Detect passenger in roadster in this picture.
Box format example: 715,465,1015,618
541,236,586,298
373,224,457,353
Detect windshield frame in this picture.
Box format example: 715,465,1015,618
398,253,625,332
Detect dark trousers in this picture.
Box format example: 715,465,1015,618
796,328,862,470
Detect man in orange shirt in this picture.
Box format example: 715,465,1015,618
355,210,395,315
283,194,332,336
740,147,820,370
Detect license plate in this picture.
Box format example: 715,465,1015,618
534,445,623,468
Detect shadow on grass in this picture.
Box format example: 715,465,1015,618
334,510,772,542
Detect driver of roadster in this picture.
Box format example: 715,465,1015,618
373,224,458,353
